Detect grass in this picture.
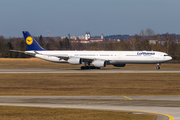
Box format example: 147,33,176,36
0,58,80,69
0,73,180,95
0,58,180,69
0,106,156,120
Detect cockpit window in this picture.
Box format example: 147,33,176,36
164,54,169,56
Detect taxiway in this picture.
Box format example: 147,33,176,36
0,96,178,120
0,68,179,73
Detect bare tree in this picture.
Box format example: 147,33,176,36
145,28,155,40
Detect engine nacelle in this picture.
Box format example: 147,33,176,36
68,57,82,65
92,60,107,67
113,64,126,67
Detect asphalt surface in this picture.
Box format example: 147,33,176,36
0,68,180,73
0,96,178,120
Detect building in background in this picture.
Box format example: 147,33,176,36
78,35,85,39
70,36,77,40
85,32,91,40
101,34,104,39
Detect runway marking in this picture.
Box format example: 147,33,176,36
0,104,174,120
65,107,174,120
129,101,180,104
123,96,133,100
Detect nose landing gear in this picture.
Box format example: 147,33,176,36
156,63,160,70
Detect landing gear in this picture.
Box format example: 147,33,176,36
80,66,100,70
81,66,89,70
80,62,101,70
156,63,160,70
156,66,160,70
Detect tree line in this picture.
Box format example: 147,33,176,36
0,29,180,61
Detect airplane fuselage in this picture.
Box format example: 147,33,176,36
25,50,172,64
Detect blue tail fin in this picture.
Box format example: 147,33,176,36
22,31,45,51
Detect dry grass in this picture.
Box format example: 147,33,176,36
0,106,156,120
0,58,74,69
0,58,180,69
0,73,180,96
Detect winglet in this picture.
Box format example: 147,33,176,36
22,31,45,51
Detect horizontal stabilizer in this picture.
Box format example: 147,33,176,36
10,50,25,53
10,50,35,56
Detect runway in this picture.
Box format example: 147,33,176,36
0,96,179,120
0,68,180,73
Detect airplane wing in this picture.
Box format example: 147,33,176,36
43,53,95,62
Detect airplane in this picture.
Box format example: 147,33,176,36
11,31,172,70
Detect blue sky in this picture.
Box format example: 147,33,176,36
0,0,180,37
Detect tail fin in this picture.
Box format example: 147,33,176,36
22,31,45,51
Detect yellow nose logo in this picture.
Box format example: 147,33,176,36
26,36,33,45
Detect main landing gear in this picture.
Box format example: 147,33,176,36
81,66,100,70
81,62,100,70
156,63,160,70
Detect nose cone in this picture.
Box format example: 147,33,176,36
169,56,172,60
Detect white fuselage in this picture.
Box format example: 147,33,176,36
25,50,172,64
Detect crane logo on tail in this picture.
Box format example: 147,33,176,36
26,36,33,45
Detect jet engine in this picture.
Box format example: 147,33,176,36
68,57,82,65
113,64,126,67
92,60,107,67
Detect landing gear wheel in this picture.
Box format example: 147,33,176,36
85,66,90,69
156,63,161,70
81,66,85,70
81,66,90,70
90,66,96,69
81,66,101,70
156,66,160,70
